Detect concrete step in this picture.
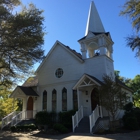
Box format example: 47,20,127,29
75,117,90,133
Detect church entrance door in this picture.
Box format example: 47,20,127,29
91,88,99,111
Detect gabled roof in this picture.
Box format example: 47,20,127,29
22,76,38,87
10,86,39,98
73,73,103,90
86,74,103,85
115,78,133,92
65,46,82,60
36,40,84,73
18,86,39,96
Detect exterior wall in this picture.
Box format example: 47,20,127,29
84,55,114,81
36,82,74,112
35,44,115,113
38,44,84,85
36,44,84,112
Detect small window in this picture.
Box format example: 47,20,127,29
55,68,63,78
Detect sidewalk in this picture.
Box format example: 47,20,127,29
0,130,140,140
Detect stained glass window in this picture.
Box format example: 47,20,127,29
43,90,47,111
52,89,57,112
62,88,67,111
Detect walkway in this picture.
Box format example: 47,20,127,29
0,130,140,140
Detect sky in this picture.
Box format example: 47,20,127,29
21,0,140,79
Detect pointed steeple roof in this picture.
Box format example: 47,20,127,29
85,1,105,36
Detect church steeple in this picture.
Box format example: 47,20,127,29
78,1,114,60
85,1,105,36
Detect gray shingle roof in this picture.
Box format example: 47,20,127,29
78,32,110,41
22,76,38,87
18,86,39,96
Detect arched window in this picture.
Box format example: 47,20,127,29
73,90,78,110
43,90,47,111
52,89,57,112
62,88,67,111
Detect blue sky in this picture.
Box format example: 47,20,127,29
21,0,140,79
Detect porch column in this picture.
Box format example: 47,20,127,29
12,98,15,112
77,87,80,109
25,96,28,119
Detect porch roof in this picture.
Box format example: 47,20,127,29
18,86,39,96
73,74,103,90
10,86,39,98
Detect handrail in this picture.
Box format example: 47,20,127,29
11,110,25,126
72,106,83,132
1,110,37,129
89,105,103,133
1,111,18,129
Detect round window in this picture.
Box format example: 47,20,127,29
55,68,63,78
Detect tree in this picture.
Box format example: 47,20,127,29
120,0,140,57
99,75,127,122
127,75,140,107
0,0,45,87
0,87,18,119
114,70,131,84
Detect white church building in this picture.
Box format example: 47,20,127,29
3,1,133,132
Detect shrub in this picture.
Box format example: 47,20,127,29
35,111,57,126
123,102,140,130
123,102,133,112
53,123,68,133
134,107,140,126
58,110,76,129
10,124,37,132
10,126,16,132
125,117,139,130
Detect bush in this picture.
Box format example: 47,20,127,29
58,110,76,129
10,124,37,132
123,102,133,112
10,126,16,132
125,117,139,130
134,107,140,126
123,102,140,130
53,123,68,133
35,111,57,126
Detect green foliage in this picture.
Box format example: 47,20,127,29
58,110,76,128
35,111,57,126
134,107,140,126
0,0,45,87
10,126,17,132
99,74,127,121
125,117,139,130
0,87,18,119
125,75,140,107
53,123,68,133
123,102,133,112
35,110,76,130
123,102,140,130
120,0,140,57
10,124,37,132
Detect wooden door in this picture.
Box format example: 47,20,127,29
91,88,99,111
27,96,33,119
